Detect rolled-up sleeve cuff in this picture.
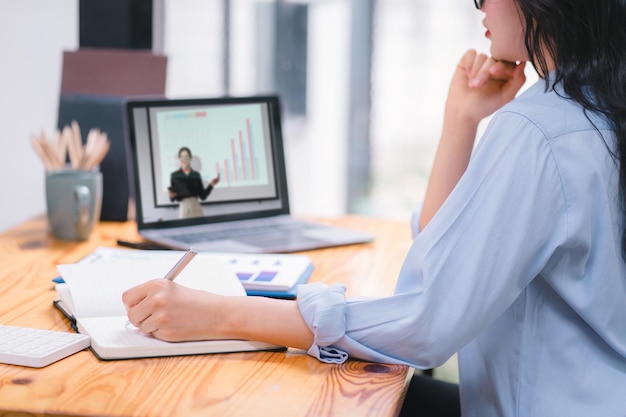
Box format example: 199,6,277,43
297,282,349,364
307,345,349,364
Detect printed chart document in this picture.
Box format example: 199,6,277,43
72,247,314,298
55,253,285,360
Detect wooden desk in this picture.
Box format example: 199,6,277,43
0,216,413,417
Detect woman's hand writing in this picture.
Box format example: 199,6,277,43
122,279,314,349
123,279,229,342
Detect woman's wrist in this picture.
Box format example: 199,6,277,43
216,296,313,349
206,295,247,340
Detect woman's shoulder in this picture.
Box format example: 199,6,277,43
497,80,610,141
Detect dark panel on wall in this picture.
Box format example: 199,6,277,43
79,0,153,49
274,3,308,117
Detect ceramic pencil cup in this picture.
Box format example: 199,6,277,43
45,170,103,241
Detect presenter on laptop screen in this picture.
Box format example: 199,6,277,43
168,146,220,219
124,0,626,416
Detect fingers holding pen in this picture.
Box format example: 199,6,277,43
122,279,169,333
123,279,227,342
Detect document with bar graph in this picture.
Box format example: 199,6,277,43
66,246,314,299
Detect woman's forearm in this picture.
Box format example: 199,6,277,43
222,296,314,350
419,114,478,230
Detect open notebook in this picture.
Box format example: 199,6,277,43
54,255,283,360
123,95,374,253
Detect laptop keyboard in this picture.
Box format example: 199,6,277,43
170,221,316,245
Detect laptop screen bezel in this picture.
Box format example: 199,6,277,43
123,95,291,231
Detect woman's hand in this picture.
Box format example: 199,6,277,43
122,280,229,342
446,49,526,125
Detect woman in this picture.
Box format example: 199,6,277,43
124,0,626,415
168,146,220,219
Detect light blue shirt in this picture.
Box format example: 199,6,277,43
296,77,626,417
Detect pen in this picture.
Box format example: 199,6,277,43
163,248,197,281
126,248,197,327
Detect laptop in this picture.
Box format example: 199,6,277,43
123,95,374,253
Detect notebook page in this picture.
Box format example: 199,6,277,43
78,316,281,359
57,256,244,319
79,247,184,263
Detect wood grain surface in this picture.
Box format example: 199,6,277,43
0,215,413,417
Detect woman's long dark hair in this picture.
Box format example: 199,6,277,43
516,0,626,260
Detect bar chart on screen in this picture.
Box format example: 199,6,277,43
156,103,271,189
215,118,264,186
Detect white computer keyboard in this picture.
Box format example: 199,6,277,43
0,324,90,368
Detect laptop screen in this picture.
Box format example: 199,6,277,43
124,95,290,229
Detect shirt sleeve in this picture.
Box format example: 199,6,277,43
198,184,213,200
410,202,423,239
296,110,570,367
